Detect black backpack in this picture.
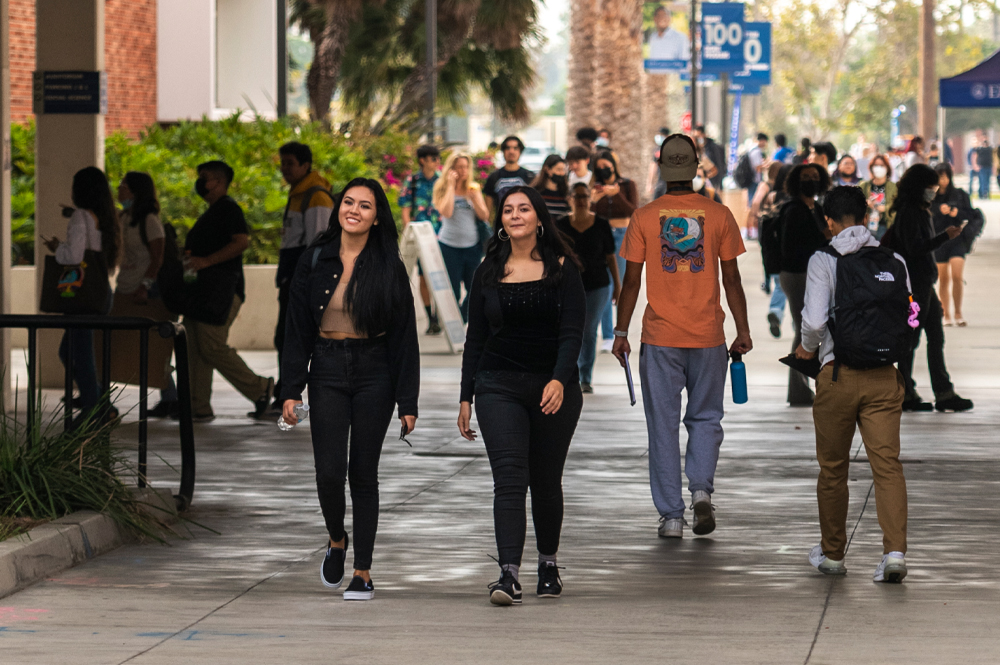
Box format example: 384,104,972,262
734,153,755,189
821,245,912,372
758,199,787,277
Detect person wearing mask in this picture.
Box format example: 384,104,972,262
693,165,722,203
693,125,727,189
778,163,831,406
113,171,178,418
274,142,334,408
613,134,752,539
558,183,621,393
773,134,795,164
400,144,443,335
794,137,812,165
532,154,571,221
458,186,585,606
760,165,793,338
597,128,613,149
182,161,274,422
747,162,783,238
860,155,897,240
904,136,926,169
575,127,599,154
647,126,672,199
748,133,770,203
484,136,535,216
433,152,491,322
883,164,973,413
832,155,861,186
43,167,121,426
809,142,837,171
932,163,973,327
566,146,593,188
591,151,639,354
281,178,420,602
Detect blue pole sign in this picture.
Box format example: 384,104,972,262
728,92,742,175
701,3,745,74
732,22,771,89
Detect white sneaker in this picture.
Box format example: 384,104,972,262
808,544,847,575
691,490,716,535
658,516,685,538
601,339,614,353
873,552,907,583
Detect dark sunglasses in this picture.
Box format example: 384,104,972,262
399,424,412,447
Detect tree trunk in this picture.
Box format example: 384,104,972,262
642,72,668,201
566,0,597,144
918,0,936,141
594,0,644,186
305,0,362,124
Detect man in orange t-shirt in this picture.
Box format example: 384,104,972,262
612,134,753,539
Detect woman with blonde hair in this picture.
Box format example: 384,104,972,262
433,152,490,321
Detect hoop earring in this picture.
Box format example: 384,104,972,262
537,225,545,237
498,228,510,241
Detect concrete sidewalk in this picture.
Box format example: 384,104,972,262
2,243,999,664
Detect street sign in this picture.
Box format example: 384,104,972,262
732,22,771,88
701,3,745,74
32,71,108,115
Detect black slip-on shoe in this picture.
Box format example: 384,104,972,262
148,400,179,419
321,533,349,589
935,395,973,412
902,398,933,412
250,377,275,419
343,575,375,601
767,312,781,338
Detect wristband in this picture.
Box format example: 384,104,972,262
613,329,629,337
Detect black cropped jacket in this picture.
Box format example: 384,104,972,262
278,235,420,417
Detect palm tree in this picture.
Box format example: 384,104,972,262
642,71,669,199
566,0,598,141
595,0,645,184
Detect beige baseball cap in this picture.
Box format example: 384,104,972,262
658,134,699,182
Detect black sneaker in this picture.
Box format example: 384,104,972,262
902,398,933,412
343,575,375,601
488,570,522,606
581,383,594,394
767,312,781,338
148,400,179,418
249,377,275,419
537,563,563,598
426,319,442,335
321,533,349,588
935,394,974,412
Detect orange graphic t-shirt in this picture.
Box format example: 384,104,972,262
619,192,745,348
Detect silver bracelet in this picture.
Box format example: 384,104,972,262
613,329,629,337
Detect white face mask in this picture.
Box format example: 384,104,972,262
692,176,705,191
596,137,610,147
654,135,665,146
923,187,938,202
871,165,888,179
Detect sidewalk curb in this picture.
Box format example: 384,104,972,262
0,487,178,599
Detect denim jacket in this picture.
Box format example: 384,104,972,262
279,235,420,417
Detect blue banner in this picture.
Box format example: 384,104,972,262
732,22,771,88
644,59,689,73
701,3,745,74
728,92,742,175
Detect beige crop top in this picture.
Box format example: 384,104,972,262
320,259,364,338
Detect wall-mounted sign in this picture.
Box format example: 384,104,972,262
32,71,108,115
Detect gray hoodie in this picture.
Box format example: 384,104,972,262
801,225,911,367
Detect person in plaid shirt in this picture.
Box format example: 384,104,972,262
400,145,442,334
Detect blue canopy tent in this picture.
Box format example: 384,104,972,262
939,49,1000,108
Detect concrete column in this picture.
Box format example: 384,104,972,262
34,0,105,387
918,0,936,141
1,0,13,404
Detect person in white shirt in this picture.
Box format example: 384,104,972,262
647,7,689,60
566,146,593,188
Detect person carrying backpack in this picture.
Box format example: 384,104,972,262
794,186,913,583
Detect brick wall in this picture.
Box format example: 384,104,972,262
7,0,158,137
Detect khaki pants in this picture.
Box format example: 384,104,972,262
184,295,268,416
813,364,907,560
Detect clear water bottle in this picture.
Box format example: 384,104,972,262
277,403,310,431
182,254,198,284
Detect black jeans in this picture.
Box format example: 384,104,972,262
780,271,814,404
898,290,954,401
475,371,583,567
274,280,291,398
308,337,396,570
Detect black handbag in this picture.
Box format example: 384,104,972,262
39,251,110,315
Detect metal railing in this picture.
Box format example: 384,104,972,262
0,315,196,511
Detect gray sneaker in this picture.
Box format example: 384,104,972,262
873,552,907,583
657,516,685,538
809,544,847,575
691,490,716,535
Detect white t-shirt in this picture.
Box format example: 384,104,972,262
568,170,593,188
648,28,689,60
117,211,165,294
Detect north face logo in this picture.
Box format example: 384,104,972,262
875,272,895,282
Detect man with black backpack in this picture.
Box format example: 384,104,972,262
795,186,912,583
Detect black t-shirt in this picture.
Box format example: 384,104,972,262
557,215,615,291
185,195,249,301
484,167,535,203
974,146,994,171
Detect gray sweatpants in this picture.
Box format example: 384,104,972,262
639,343,728,519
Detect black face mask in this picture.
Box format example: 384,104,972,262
550,174,567,187
195,177,210,199
800,180,820,197
596,167,614,184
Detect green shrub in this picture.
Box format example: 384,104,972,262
11,121,36,265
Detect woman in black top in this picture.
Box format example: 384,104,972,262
281,178,420,601
457,186,585,606
557,183,621,393
884,165,971,413
532,154,571,221
931,163,974,326
778,163,830,406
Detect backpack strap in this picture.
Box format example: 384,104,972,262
820,245,842,258
311,246,322,270
300,186,333,214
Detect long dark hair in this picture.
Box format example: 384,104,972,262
784,163,831,198
480,186,580,288
889,163,938,218
314,178,409,337
531,154,567,197
933,162,955,197
122,171,161,246
72,167,121,270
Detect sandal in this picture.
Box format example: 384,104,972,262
943,318,954,327
956,318,968,327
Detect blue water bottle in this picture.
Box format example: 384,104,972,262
730,352,748,404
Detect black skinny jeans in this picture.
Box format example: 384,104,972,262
308,337,396,571
475,371,583,567
898,289,954,401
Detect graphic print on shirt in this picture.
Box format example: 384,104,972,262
658,208,706,273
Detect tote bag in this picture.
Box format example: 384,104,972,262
39,250,111,315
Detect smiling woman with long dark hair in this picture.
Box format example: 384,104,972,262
457,186,585,606
280,177,419,602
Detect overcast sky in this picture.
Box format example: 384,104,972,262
539,0,568,45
